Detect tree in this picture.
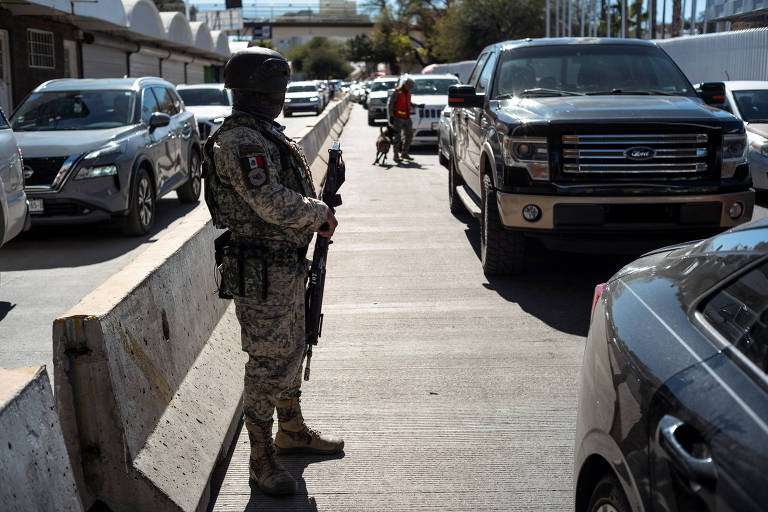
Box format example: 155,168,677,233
287,37,353,79
671,0,682,37
432,0,546,62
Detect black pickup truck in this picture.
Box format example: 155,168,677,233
447,38,755,275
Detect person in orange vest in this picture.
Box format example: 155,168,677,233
387,77,424,162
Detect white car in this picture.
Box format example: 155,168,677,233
398,74,460,146
284,81,323,116
438,105,452,167
717,81,768,191
0,109,30,247
176,84,232,140
367,77,398,125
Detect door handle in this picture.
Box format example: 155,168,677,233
658,415,717,483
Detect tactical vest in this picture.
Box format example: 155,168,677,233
394,87,411,118
203,114,315,241
202,114,315,299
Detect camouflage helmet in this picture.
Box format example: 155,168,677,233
223,47,290,93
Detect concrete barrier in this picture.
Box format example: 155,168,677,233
0,366,83,512
50,96,352,511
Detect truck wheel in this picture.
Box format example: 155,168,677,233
123,168,155,236
368,115,375,126
480,174,524,276
177,150,201,203
449,157,464,215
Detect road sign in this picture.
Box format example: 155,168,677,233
197,9,243,31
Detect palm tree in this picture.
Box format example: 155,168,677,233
671,0,682,36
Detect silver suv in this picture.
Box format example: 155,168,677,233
11,77,202,235
0,109,30,247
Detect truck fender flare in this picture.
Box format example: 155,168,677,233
481,141,498,186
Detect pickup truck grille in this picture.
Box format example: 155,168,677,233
561,133,710,177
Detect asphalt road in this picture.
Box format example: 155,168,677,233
208,105,768,510
0,101,340,376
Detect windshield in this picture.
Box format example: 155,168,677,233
177,88,229,106
287,85,318,93
371,80,397,92
732,90,768,123
411,78,460,95
493,45,695,98
11,90,137,131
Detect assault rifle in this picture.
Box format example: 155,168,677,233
304,141,345,381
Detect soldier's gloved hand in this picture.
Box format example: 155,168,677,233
317,209,338,239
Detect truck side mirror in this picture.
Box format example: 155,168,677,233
698,82,726,107
449,85,484,108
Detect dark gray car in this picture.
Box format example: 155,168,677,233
11,77,202,235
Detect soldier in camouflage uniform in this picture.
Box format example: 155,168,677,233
204,47,344,496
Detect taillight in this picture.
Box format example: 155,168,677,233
590,283,606,321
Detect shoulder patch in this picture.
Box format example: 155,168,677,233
240,152,269,187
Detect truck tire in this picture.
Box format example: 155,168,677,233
449,157,464,215
480,174,524,276
177,150,201,203
367,115,375,126
123,167,155,236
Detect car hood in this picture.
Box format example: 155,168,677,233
369,91,392,99
411,94,449,106
746,122,768,139
186,105,231,121
498,95,737,123
286,92,319,99
14,125,141,158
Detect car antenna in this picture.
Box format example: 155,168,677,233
724,70,731,80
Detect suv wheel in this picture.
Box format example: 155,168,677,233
176,150,203,203
587,474,631,512
177,150,202,203
367,114,375,126
123,168,155,236
480,174,524,276
448,157,464,215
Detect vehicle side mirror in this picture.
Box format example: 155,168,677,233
698,82,726,107
449,85,484,108
148,112,171,130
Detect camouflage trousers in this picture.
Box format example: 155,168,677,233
234,261,307,424
392,117,413,156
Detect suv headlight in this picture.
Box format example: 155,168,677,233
750,137,768,158
76,164,118,179
503,136,549,180
722,133,748,178
310,96,319,102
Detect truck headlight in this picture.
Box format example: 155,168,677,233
503,136,549,180
76,164,118,179
722,133,748,178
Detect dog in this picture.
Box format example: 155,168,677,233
374,125,395,165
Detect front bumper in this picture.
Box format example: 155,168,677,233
496,189,756,231
368,105,387,119
26,174,130,225
284,102,320,113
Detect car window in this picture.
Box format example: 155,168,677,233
467,53,489,87
701,261,768,374
152,87,178,116
169,88,183,112
10,90,138,131
371,81,397,92
141,88,161,123
476,53,497,94
410,78,460,95
287,85,318,93
732,90,768,123
177,88,229,106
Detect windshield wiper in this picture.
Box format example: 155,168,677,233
586,89,675,96
520,88,584,97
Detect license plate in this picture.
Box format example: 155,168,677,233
29,199,44,214
431,122,439,130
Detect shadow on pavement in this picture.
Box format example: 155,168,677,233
457,211,633,337
207,420,344,512
0,199,199,271
0,301,16,322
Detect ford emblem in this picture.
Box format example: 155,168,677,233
624,146,655,161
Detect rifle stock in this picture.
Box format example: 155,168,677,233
304,141,345,381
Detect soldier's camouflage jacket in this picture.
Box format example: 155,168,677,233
206,112,328,299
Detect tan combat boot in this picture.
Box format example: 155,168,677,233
275,397,345,455
245,419,297,495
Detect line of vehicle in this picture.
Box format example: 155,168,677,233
619,279,768,437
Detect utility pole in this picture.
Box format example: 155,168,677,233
547,0,551,36
607,8,612,37
661,0,666,37
691,0,697,34
568,0,573,36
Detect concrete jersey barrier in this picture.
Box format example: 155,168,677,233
51,96,352,511
0,366,83,512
